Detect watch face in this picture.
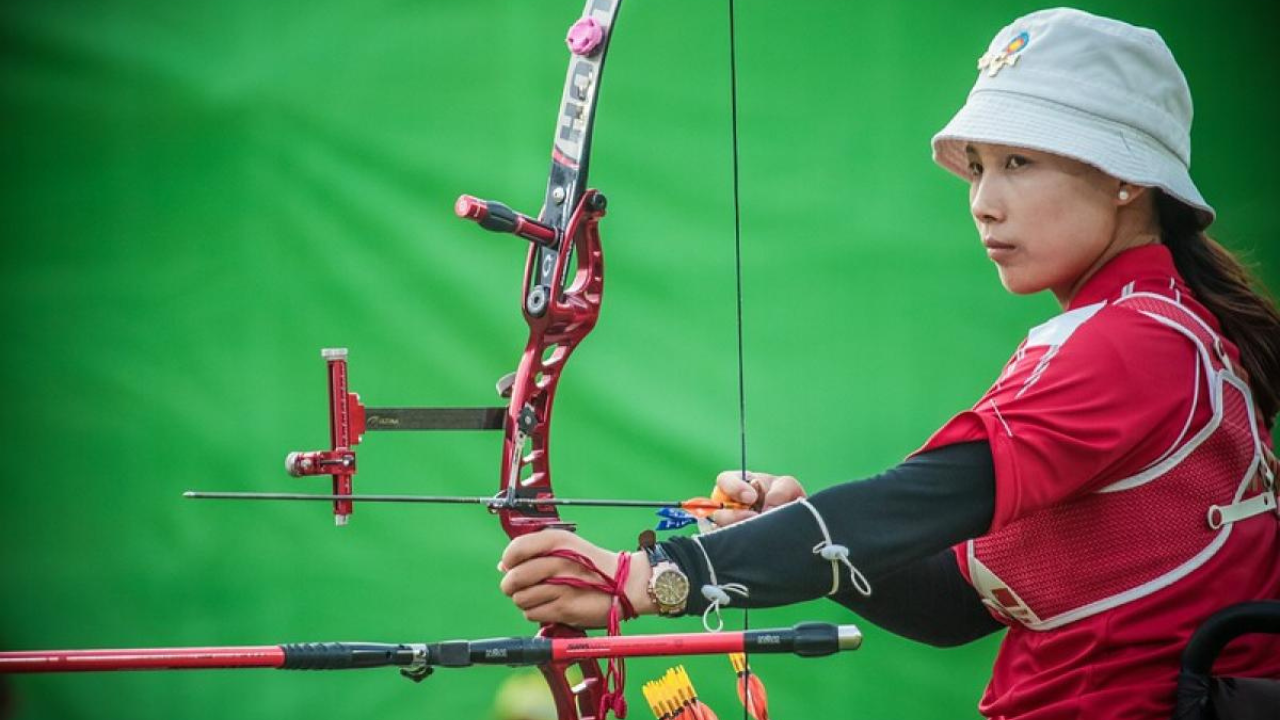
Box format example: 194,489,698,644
653,568,689,606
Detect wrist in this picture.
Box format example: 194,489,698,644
625,551,658,616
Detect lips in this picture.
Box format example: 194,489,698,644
983,237,1016,262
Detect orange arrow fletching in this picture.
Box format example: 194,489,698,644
729,652,770,720
679,477,766,518
678,497,749,518
737,674,768,720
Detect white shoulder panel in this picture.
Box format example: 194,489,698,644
1025,302,1106,348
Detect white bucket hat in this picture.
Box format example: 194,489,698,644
932,7,1215,228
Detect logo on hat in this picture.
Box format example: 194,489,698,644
977,31,1030,77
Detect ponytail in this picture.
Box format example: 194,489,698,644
1157,192,1280,428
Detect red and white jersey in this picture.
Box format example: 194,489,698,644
917,245,1280,719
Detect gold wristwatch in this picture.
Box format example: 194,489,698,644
640,531,689,617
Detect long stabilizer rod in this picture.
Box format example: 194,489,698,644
0,622,861,679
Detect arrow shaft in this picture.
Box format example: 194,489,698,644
184,491,740,511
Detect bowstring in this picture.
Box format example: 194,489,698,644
726,0,752,718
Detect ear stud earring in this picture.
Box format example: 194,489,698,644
1118,189,1131,201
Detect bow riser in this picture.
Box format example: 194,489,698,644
541,621,609,720
501,190,606,538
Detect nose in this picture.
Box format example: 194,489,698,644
970,176,1005,226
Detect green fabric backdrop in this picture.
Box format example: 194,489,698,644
1,1,1275,718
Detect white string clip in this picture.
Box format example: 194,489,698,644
799,499,872,597
690,535,751,632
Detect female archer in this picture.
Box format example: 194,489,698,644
498,8,1280,718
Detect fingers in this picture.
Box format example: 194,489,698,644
711,471,762,526
708,507,757,526
711,470,806,526
507,574,613,627
498,528,580,573
508,578,564,614
715,470,761,506
498,530,627,628
499,553,578,598
761,474,806,510
513,585,613,627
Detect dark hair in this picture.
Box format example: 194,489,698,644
1157,192,1280,428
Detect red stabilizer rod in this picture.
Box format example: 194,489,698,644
0,624,861,675
550,622,862,662
422,622,862,669
455,195,558,247
0,646,286,673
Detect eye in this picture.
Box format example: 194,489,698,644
1005,154,1030,169
967,160,983,177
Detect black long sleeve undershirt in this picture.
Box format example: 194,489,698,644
662,441,1004,647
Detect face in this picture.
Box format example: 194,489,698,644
966,143,1125,306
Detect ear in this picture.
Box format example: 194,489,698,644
1116,183,1148,206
